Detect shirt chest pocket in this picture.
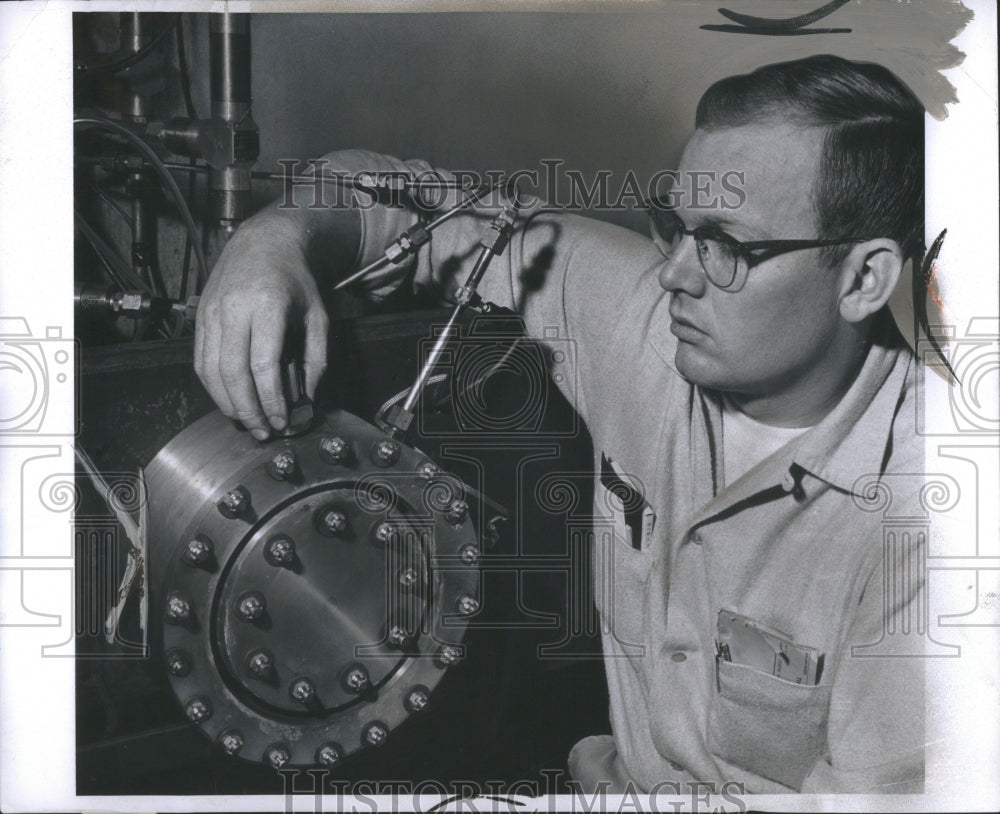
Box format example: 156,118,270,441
708,660,832,790
592,482,652,654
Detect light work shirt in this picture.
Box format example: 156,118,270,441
317,151,927,794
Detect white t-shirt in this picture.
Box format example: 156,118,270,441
721,396,812,486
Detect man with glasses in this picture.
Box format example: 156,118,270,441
195,55,926,793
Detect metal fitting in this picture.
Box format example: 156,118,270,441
182,537,213,567
185,697,212,723
457,594,480,615
446,499,469,525
321,510,348,535
289,677,316,704
363,722,388,747
165,594,192,624
417,461,440,479
265,535,295,565
387,625,409,648
373,522,397,545
405,688,430,713
219,730,244,756
459,544,480,565
343,665,369,693
247,649,274,679
373,439,400,467
218,486,250,518
236,592,266,622
166,649,191,676
267,450,297,481
316,743,342,767
266,745,291,769
319,436,351,464
438,645,461,666
398,568,419,589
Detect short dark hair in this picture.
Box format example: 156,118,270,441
695,54,925,264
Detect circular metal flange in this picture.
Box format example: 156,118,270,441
146,409,480,767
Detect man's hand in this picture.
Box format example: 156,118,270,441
194,216,329,441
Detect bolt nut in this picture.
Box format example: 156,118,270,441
268,450,297,480
398,567,419,589
459,544,480,565
438,645,461,666
247,649,274,679
457,593,480,615
182,537,213,567
266,745,291,769
316,743,342,767
166,649,191,676
445,499,469,525
321,510,348,535
237,592,266,622
165,594,192,624
373,439,401,467
417,461,440,479
343,665,369,693
405,688,430,713
265,535,295,565
363,722,389,747
184,697,212,723
290,677,316,704
319,436,351,464
373,522,397,545
219,730,244,755
218,486,250,518
387,625,409,648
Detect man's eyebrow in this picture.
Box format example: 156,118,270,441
688,213,774,240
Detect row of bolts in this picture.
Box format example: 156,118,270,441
163,435,477,767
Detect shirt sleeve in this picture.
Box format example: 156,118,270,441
799,539,926,793
317,149,666,424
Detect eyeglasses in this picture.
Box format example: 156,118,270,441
646,201,869,291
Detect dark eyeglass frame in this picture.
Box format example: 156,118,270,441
645,200,869,291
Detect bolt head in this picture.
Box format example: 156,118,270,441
185,697,211,723
446,499,469,525
316,743,342,767
374,439,400,466
406,688,430,713
374,522,397,544
219,730,244,755
182,537,213,566
438,645,461,666
344,666,369,692
320,436,350,463
322,510,348,535
290,677,316,704
220,487,248,516
265,536,295,565
237,593,266,622
457,593,480,615
363,723,388,747
417,461,440,479
398,568,419,589
166,649,191,676
266,745,291,769
247,649,274,678
269,450,297,480
387,625,409,647
459,544,480,565
165,594,191,623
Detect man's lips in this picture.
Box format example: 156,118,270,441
668,309,707,341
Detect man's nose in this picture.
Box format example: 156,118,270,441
657,237,707,296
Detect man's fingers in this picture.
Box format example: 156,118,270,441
249,313,289,431
195,310,236,419
302,306,330,399
218,312,271,440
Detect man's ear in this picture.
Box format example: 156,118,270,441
838,239,905,323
